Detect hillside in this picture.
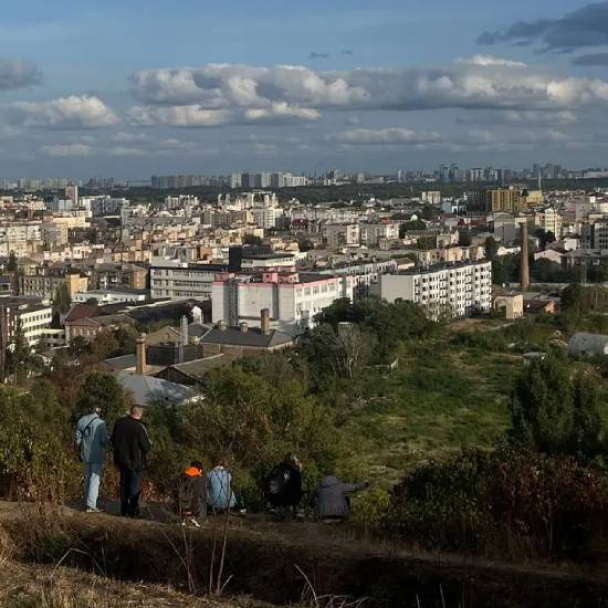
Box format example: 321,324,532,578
2,503,608,608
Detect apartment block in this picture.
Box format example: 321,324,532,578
150,258,231,300
378,261,492,319
21,272,88,300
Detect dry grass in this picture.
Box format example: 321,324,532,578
0,561,264,608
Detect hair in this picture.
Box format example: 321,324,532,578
190,460,204,471
130,405,144,417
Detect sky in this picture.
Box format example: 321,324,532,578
2,0,608,178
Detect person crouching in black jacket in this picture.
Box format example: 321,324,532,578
111,405,151,517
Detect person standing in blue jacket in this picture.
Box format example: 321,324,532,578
75,406,108,513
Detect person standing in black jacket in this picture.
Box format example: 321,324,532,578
111,405,151,517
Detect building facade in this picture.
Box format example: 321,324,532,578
378,261,492,319
212,271,355,332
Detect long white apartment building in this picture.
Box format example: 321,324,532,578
20,304,53,347
150,258,232,301
318,258,401,297
378,261,492,319
0,301,53,348
212,271,355,333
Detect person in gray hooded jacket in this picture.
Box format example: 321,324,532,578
313,473,369,523
75,406,108,513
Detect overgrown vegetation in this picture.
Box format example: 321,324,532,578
3,297,608,562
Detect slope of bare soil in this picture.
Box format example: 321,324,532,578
2,502,608,608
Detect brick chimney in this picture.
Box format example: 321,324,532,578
136,333,147,376
520,221,530,292
261,308,271,335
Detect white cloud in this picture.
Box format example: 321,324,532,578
456,109,578,126
131,64,369,108
41,143,93,157
456,55,527,67
7,95,119,129
128,102,319,127
329,127,441,145
129,60,608,117
328,125,572,151
128,105,232,127
244,102,320,123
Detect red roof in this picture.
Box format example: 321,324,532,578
64,304,100,322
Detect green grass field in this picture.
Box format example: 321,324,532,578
340,316,606,485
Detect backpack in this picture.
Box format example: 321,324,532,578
265,465,291,496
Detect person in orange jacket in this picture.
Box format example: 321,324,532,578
174,460,207,526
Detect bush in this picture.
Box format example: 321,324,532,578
358,448,608,559
0,383,80,502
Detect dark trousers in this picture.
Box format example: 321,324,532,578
119,467,143,517
189,476,207,519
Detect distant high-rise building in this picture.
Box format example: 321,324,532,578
230,173,242,189
65,183,78,207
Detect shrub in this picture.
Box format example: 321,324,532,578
359,448,608,559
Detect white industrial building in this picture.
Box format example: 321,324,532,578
212,271,355,333
378,261,492,319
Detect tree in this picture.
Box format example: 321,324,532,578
5,320,43,385
243,234,263,247
298,238,315,252
484,236,499,261
113,323,140,356
315,297,435,362
420,203,437,221
561,284,586,316
308,323,375,379
399,219,426,237
511,357,603,459
6,251,17,272
458,230,472,246
74,372,130,428
52,283,72,314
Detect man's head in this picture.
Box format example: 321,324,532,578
92,405,103,416
285,453,301,470
190,460,204,473
129,405,144,420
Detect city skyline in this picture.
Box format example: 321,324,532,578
2,1,608,176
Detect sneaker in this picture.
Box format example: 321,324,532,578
85,507,102,514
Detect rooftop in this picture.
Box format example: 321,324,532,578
201,325,293,349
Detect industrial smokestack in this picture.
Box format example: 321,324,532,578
520,221,530,293
179,315,188,364
261,308,271,335
136,334,147,376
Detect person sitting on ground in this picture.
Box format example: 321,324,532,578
313,472,369,524
264,453,303,520
207,461,237,514
174,460,207,527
